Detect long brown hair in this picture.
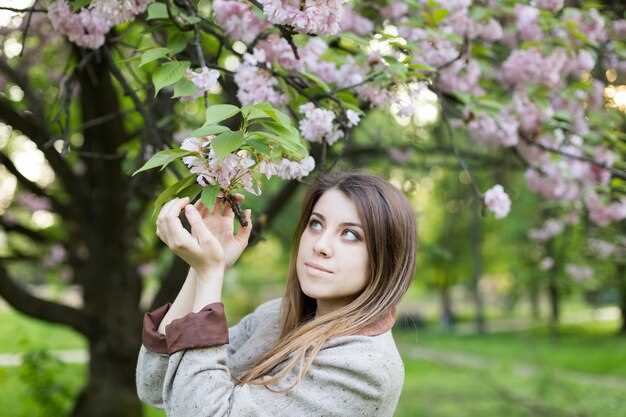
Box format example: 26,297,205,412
234,169,418,392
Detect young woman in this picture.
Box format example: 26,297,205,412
136,169,417,416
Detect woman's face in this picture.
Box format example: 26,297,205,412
296,188,369,316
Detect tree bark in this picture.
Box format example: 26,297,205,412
617,263,626,336
469,203,486,333
68,48,143,417
440,284,456,330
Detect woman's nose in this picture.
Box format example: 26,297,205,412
313,233,332,257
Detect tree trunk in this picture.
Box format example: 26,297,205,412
617,263,626,336
528,279,541,320
469,204,486,333
68,48,144,417
440,284,456,330
547,273,560,337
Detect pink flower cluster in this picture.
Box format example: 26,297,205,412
501,48,567,88
258,0,346,35
467,112,519,148
584,191,626,227
257,156,316,180
298,102,344,145
212,0,270,44
48,0,152,49
339,4,374,36
587,238,619,260
528,219,565,241
180,67,220,101
16,192,52,211
565,264,593,283
484,184,511,219
234,49,288,106
180,135,261,195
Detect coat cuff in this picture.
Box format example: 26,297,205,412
142,302,229,354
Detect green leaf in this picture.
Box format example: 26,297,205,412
147,3,168,20
246,102,292,127
201,185,220,212
139,48,169,68
132,148,196,176
241,104,272,121
172,78,199,98
190,124,230,137
213,130,245,159
244,137,271,155
178,182,202,201
168,32,194,54
205,104,241,125
150,174,197,221
152,61,190,96
300,71,331,93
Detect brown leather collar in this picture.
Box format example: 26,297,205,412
354,305,397,337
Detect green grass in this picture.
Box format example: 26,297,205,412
395,319,626,377
2,307,625,417
0,310,86,353
396,357,626,417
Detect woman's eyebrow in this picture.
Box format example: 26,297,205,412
311,212,363,229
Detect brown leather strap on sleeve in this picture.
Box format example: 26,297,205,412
142,302,229,354
142,302,172,354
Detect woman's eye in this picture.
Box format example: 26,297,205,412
343,229,361,241
309,219,321,229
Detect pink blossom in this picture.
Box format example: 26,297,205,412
213,0,270,44
380,2,408,20
181,67,220,101
345,110,361,127
564,8,607,44
534,0,564,12
388,147,414,164
565,264,593,283
587,238,617,260
515,5,542,41
339,5,374,35
474,19,503,42
484,184,511,219
16,193,52,211
258,0,345,35
257,156,315,180
612,20,626,37
298,103,344,145
48,0,152,49
528,219,564,241
467,112,519,148
584,191,626,227
234,50,288,105
539,257,554,271
43,244,67,268
437,59,483,95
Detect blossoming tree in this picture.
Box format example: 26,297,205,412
0,0,625,415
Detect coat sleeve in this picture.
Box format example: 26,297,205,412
136,301,256,409
161,344,393,417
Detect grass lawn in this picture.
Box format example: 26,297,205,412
2,307,625,416
394,319,626,377
0,310,86,353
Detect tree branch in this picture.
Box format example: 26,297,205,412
0,151,71,216
0,265,93,337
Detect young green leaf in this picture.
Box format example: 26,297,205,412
201,185,220,212
172,78,199,98
132,148,196,176
204,104,241,125
213,130,245,159
147,3,168,20
191,124,231,137
139,48,169,68
153,61,190,97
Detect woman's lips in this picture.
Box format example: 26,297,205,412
305,262,333,274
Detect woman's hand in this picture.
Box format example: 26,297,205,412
155,195,252,274
192,192,252,268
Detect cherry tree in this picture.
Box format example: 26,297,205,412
0,1,625,416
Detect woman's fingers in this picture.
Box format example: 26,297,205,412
235,209,253,243
184,204,212,244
